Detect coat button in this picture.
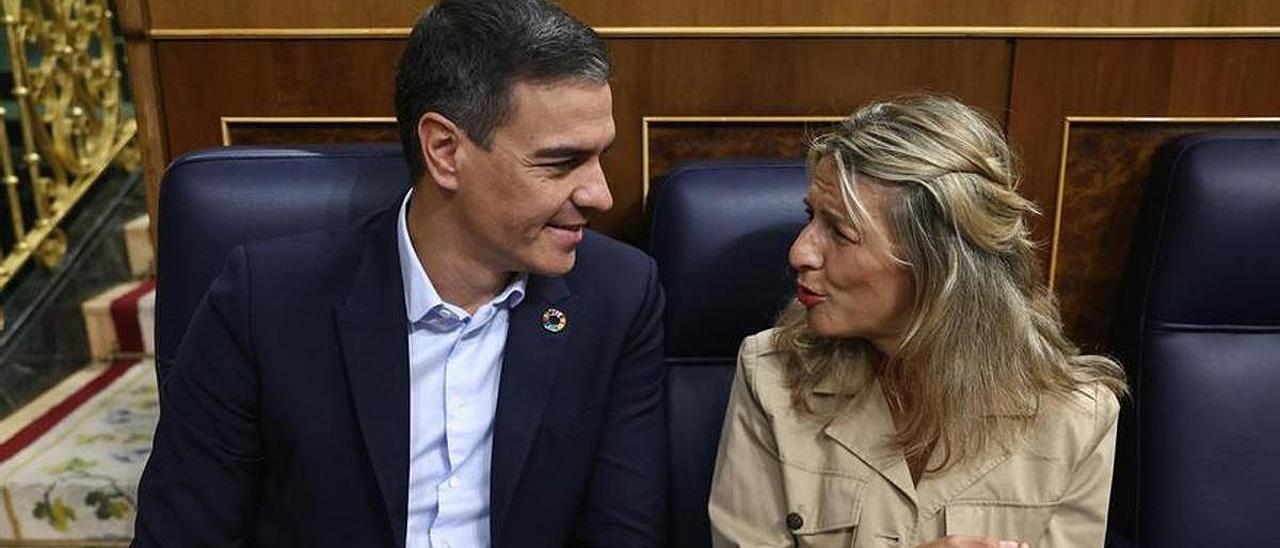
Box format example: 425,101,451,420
786,512,804,531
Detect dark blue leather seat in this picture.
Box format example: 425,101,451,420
158,148,811,546
649,159,810,548
156,144,410,379
1108,132,1280,547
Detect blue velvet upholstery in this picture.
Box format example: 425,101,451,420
649,159,810,548
156,144,410,379
1108,132,1280,547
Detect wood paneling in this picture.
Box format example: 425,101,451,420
1009,39,1280,349
125,2,1280,360
144,0,1280,30
1009,39,1280,246
117,0,166,244
604,37,1011,241
1053,121,1280,352
154,39,403,158
154,37,1011,241
222,119,397,146
646,120,838,186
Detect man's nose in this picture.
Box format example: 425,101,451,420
573,159,613,213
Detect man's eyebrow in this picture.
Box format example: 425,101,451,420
531,141,614,160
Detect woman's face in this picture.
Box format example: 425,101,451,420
789,158,915,352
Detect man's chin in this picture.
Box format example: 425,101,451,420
527,251,577,277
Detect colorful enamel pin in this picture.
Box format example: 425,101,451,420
541,307,567,333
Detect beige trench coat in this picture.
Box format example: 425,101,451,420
709,329,1120,548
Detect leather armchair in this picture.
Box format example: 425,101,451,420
156,144,410,379
1108,132,1280,547
649,159,810,548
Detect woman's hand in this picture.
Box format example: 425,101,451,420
914,536,1030,548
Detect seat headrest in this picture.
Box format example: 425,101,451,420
1136,133,1280,326
156,144,411,370
649,159,810,358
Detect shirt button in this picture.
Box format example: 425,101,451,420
448,478,460,488
786,512,804,531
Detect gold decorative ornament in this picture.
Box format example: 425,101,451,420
0,0,136,291
34,226,66,268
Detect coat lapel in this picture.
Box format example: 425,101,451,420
489,274,574,545
334,209,410,547
821,365,1022,516
821,373,919,506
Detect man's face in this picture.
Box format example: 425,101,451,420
453,79,615,276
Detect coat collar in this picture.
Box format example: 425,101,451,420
819,356,1016,513
819,362,918,505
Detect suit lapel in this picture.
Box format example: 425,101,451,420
489,274,574,545
334,208,410,547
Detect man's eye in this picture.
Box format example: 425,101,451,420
543,158,579,171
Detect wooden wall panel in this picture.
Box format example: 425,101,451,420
645,119,839,185
1010,39,1280,244
604,38,1011,241
154,37,1011,242
1008,39,1280,349
1054,121,1280,353
145,0,1280,30
117,0,166,243
154,39,403,158
222,119,397,146
127,2,1280,360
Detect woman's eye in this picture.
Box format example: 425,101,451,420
834,226,861,244
804,206,814,221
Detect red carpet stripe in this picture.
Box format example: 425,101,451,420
109,279,156,354
0,359,138,462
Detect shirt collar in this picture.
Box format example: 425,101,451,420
396,190,528,324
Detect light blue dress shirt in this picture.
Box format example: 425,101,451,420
398,191,527,548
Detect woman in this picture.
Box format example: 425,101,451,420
708,95,1126,548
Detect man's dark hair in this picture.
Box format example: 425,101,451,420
395,0,611,181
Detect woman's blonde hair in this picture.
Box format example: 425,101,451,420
775,94,1127,472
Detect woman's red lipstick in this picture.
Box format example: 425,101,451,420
796,284,824,308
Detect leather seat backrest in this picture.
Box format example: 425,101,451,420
156,144,410,378
649,159,810,548
1109,132,1280,546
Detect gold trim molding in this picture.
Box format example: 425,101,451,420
220,116,396,146
151,27,409,40
641,115,843,207
1046,115,1280,291
150,25,1280,40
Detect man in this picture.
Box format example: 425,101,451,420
132,1,666,546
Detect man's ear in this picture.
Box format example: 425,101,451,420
418,112,464,191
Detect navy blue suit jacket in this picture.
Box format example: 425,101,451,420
133,203,667,547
